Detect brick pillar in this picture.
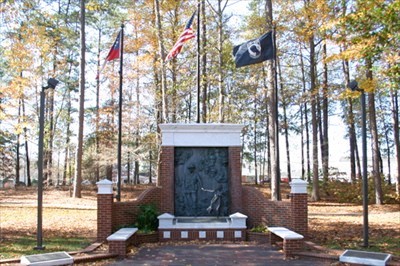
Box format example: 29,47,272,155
229,146,242,213
290,179,308,237
159,146,174,214
96,179,114,241
283,239,303,257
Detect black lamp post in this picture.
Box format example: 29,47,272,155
348,80,369,247
35,78,59,250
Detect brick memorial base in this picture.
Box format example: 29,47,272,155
96,123,309,255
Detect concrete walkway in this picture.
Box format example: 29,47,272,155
109,243,336,266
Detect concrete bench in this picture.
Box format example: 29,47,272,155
339,249,392,266
20,251,73,266
107,227,138,256
268,227,304,257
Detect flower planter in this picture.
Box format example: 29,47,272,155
132,231,159,246
246,230,269,244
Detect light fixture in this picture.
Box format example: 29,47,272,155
35,78,59,250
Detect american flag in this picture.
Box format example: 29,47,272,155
165,11,196,61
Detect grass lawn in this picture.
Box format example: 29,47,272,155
0,236,91,259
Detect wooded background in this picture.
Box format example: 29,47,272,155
0,0,399,203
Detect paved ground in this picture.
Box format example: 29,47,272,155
109,243,336,266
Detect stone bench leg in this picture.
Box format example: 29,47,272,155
283,239,303,258
109,238,135,256
109,240,127,256
269,232,281,246
269,232,303,258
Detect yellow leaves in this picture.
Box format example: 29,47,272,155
13,120,33,134
3,75,31,98
358,78,377,94
86,1,109,12
338,88,359,101
320,19,338,33
338,78,377,100
382,50,400,65
327,44,364,62
327,34,380,63
0,109,6,121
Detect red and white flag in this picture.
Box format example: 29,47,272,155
97,31,121,79
105,31,121,61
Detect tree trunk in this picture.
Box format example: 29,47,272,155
265,0,280,200
254,99,258,185
390,89,400,195
310,34,320,202
349,99,360,181
321,40,329,184
16,99,21,185
355,132,362,180
106,165,112,181
217,0,224,123
95,28,101,182
299,46,311,182
63,72,72,186
340,1,359,182
201,0,208,123
127,151,131,184
277,57,291,181
300,105,305,180
170,7,178,123
73,0,85,198
149,149,153,184
383,123,391,184
154,0,168,123
366,60,383,204
22,98,31,186
47,88,55,185
135,36,141,184
152,4,163,128
134,160,140,184
62,122,70,186
342,56,358,182
262,72,271,182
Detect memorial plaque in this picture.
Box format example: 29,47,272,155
20,251,73,266
174,147,229,217
339,249,392,266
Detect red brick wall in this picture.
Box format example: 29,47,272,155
108,240,127,256
112,187,161,230
158,229,246,242
159,146,174,214
229,147,243,213
132,232,159,246
242,186,291,229
283,238,303,257
99,143,308,243
100,185,308,242
246,231,270,243
97,194,113,241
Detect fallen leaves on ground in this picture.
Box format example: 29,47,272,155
0,185,399,259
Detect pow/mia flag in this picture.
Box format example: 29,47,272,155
232,31,274,68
